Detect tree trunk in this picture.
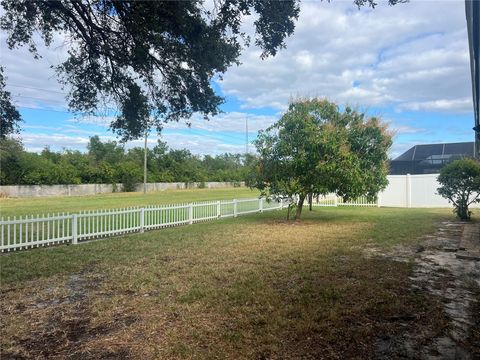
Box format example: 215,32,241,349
287,203,291,220
457,204,470,220
457,194,470,220
309,193,313,211
295,194,306,219
455,193,471,220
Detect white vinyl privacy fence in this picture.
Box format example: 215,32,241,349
311,174,480,208
0,198,284,252
379,174,480,208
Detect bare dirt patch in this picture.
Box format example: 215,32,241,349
1,272,135,359
369,221,480,359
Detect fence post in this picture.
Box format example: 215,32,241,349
217,201,221,218
72,214,78,245
376,193,381,208
280,198,284,210
334,196,338,207
140,208,145,233
259,198,264,213
406,173,412,208
233,199,237,218
189,203,193,224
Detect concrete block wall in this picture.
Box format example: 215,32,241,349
0,182,245,198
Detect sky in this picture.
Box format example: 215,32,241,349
1,0,475,159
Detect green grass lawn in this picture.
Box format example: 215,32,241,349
0,207,454,359
0,187,260,217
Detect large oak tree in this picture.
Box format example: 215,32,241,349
0,0,403,140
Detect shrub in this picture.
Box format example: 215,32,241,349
437,158,480,220
115,162,142,192
122,176,136,192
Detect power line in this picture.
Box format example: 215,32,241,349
15,107,259,140
7,84,261,148
15,105,258,147
16,106,74,114
183,127,255,144
16,115,255,146
13,94,68,105
7,83,68,95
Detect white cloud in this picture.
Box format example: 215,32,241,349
1,32,71,110
161,133,245,155
17,132,91,153
390,124,427,135
67,111,279,134
23,124,63,131
294,51,314,70
17,129,248,156
4,1,471,116
164,112,278,133
219,1,472,113
397,98,473,112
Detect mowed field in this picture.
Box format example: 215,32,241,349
0,200,459,359
0,187,260,217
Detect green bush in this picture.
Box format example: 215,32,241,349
116,162,142,192
122,177,136,192
437,158,480,220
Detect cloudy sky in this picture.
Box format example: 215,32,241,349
1,0,475,158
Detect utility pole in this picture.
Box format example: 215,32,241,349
245,117,249,155
143,130,147,194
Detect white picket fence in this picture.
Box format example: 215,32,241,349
3,173,476,253
310,194,377,207
0,198,284,252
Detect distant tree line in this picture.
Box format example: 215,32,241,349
0,136,256,189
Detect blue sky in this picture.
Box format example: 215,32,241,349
2,0,475,158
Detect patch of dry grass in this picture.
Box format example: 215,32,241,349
1,207,453,359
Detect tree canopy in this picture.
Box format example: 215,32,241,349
1,0,403,140
0,68,21,138
250,98,392,219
